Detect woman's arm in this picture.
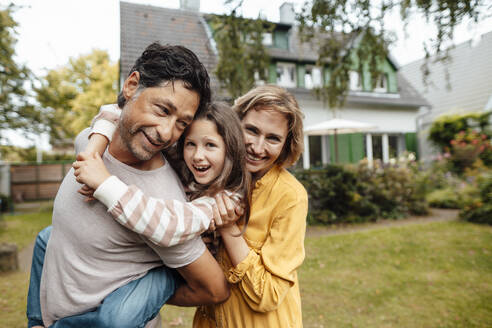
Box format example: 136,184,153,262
219,190,308,313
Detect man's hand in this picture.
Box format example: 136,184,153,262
212,192,244,228
72,152,111,190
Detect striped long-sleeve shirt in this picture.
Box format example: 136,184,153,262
93,175,216,247
88,104,220,248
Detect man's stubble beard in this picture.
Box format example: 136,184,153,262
118,113,156,161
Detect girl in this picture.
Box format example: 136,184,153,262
27,102,250,328
193,85,308,328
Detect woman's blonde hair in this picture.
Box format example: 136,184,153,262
233,85,305,168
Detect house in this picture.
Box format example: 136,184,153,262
400,31,492,162
120,1,430,168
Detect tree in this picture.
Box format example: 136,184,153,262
297,0,490,108
0,4,42,139
212,1,273,99
35,50,118,145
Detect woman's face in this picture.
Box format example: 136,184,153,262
183,119,226,185
241,108,289,178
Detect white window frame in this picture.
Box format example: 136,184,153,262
349,71,362,91
276,62,297,88
262,32,273,46
305,65,322,89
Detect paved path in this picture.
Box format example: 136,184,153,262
17,208,460,273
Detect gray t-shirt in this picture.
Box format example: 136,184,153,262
40,129,205,326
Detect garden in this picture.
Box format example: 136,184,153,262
294,111,492,227
0,111,491,327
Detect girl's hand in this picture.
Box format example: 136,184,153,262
212,192,244,228
72,152,111,190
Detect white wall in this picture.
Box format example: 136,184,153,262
298,98,418,133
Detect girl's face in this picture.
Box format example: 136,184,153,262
183,119,226,185
241,108,288,178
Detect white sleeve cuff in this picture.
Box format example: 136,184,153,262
89,119,117,142
93,176,129,210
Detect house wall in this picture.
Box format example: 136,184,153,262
299,97,419,167
298,98,418,133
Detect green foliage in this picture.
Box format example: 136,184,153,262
211,2,273,99
429,111,491,150
427,188,464,209
297,0,488,108
0,145,74,162
460,173,492,225
0,4,42,138
35,50,118,145
0,194,12,213
295,159,428,225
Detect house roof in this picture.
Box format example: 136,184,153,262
120,2,218,88
401,30,492,118
120,2,429,108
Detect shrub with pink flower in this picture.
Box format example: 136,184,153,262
447,130,492,173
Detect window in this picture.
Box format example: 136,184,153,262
349,71,362,91
309,135,322,168
276,62,297,88
372,135,382,160
305,66,322,89
374,73,388,93
262,33,273,46
254,69,267,86
388,135,398,158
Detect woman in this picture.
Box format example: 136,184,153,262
194,84,308,327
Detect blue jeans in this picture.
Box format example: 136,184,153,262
27,226,178,328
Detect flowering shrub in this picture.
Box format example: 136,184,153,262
448,131,492,172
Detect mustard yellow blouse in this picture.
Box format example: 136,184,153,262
193,166,308,328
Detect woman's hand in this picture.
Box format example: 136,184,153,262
72,152,111,191
212,192,244,228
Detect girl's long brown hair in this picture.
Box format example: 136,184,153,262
165,102,251,230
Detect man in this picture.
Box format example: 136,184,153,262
27,43,233,327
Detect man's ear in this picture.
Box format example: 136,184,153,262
122,71,140,101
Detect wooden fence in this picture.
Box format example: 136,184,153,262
10,162,72,202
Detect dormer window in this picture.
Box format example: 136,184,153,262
262,32,273,46
374,73,388,93
349,71,362,91
276,62,297,88
305,66,322,89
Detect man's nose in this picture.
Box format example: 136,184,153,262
156,121,174,144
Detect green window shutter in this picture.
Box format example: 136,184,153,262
405,133,418,158
297,64,305,88
350,133,365,162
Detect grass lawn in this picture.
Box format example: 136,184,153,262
1,209,491,327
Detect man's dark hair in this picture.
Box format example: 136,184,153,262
117,42,211,114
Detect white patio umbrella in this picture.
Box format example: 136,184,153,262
304,118,378,163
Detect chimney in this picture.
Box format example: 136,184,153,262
180,0,200,12
279,2,295,25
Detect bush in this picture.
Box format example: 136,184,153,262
294,158,428,225
460,173,492,225
428,111,491,150
0,194,13,213
427,188,463,208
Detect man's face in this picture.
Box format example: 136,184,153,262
119,79,200,161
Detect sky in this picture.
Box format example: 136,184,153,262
2,0,492,149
